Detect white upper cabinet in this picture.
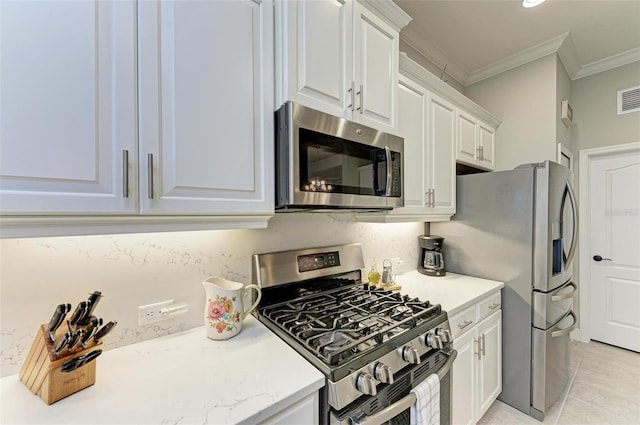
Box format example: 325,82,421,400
427,93,456,216
0,0,137,214
138,0,273,215
0,0,274,237
456,109,496,171
275,0,411,134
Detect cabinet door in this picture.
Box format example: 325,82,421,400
0,0,136,214
352,2,398,133
477,310,502,419
138,0,273,215
456,110,478,167
259,391,319,425
395,76,427,211
428,94,456,214
478,122,496,170
278,0,350,119
452,329,477,425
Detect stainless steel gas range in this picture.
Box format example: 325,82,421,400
252,243,457,425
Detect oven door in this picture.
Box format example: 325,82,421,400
331,349,457,425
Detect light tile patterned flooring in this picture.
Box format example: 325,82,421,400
477,340,640,425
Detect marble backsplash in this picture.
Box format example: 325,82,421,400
0,213,424,377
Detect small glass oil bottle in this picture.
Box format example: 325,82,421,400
367,260,381,285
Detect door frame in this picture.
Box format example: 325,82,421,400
578,141,640,343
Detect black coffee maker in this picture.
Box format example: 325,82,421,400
418,235,446,276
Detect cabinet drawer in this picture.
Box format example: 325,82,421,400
449,305,476,338
478,291,501,321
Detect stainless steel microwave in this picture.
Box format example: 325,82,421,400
275,102,404,211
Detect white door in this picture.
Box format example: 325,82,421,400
352,1,397,133
477,310,502,419
456,110,477,167
280,0,350,119
138,0,273,215
452,329,477,425
0,0,136,214
478,122,495,170
590,149,640,352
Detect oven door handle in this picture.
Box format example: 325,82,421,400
353,350,458,425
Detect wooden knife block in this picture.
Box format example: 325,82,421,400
18,324,103,405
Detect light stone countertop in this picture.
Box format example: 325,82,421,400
395,271,504,316
0,316,324,425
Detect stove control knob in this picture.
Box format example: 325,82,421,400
401,346,421,364
355,372,377,396
436,328,452,343
371,362,394,385
425,332,444,349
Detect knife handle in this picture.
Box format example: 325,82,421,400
47,303,71,342
93,320,117,342
67,329,85,352
78,291,102,326
81,317,102,348
53,332,71,356
69,301,89,329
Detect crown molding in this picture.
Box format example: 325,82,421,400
400,26,469,87
573,47,640,80
466,33,568,86
557,33,580,78
358,0,412,32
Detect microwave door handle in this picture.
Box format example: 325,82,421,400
563,181,578,266
384,147,392,196
353,350,457,425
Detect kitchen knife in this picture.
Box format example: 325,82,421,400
60,349,103,373
67,329,85,352
47,303,71,342
80,317,102,348
68,301,89,331
93,320,117,343
77,291,102,326
53,332,71,356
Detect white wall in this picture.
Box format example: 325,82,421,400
464,54,558,170
571,61,640,153
0,214,424,377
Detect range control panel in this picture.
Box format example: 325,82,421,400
297,251,340,272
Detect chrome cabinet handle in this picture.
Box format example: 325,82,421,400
122,150,129,198
357,84,363,113
348,81,355,111
147,153,154,199
480,145,484,160
489,302,500,310
431,188,436,207
458,319,473,330
475,338,482,360
481,333,486,356
476,146,482,159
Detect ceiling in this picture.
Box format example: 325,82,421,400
395,0,640,87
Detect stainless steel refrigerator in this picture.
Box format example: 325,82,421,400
431,161,578,421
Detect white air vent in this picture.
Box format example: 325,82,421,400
618,86,640,115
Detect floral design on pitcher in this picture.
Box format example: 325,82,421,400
206,295,241,334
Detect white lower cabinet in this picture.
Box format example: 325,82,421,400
451,292,502,425
259,391,319,425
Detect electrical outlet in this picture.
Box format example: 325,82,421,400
138,300,174,326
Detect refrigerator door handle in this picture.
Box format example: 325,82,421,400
562,181,578,266
551,311,578,338
551,281,577,302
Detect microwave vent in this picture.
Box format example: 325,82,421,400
618,85,640,115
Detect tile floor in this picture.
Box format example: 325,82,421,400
477,340,640,425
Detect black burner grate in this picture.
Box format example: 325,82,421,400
261,283,441,365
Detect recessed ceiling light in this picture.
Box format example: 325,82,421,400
523,0,545,8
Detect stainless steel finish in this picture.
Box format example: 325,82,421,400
424,332,444,349
122,150,129,198
147,153,154,199
252,243,365,289
531,310,576,419
431,161,578,421
432,188,436,207
326,321,452,410
475,338,482,360
563,181,578,266
480,333,486,356
401,346,421,364
275,101,404,210
350,350,457,425
436,328,452,343
370,362,394,384
384,147,392,196
357,84,363,113
532,279,576,329
356,373,378,396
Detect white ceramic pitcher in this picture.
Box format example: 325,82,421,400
203,277,262,340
